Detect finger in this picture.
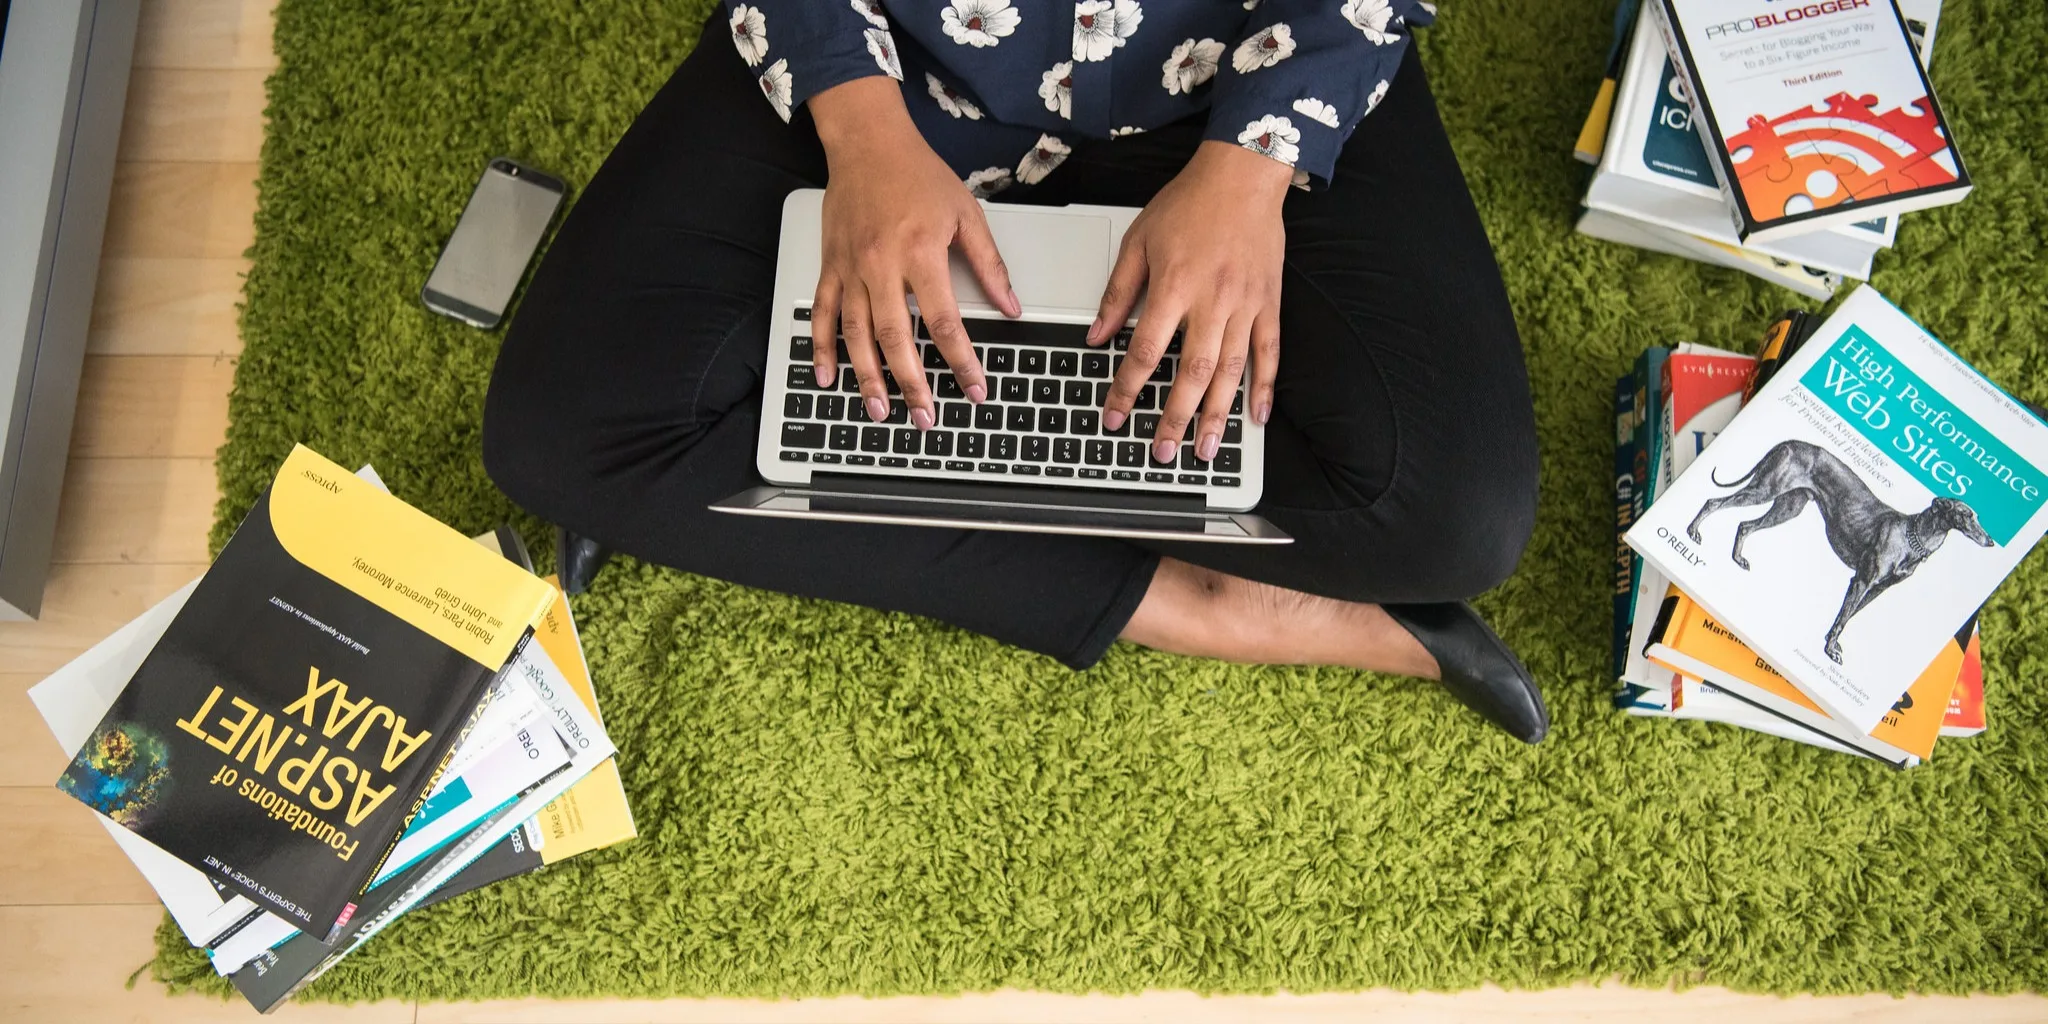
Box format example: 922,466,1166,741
907,258,988,404
1103,290,1182,434
1090,237,1148,346
866,271,933,428
1153,305,1226,464
1195,313,1253,463
954,205,1020,318
810,273,842,389
1249,307,1281,426
839,282,891,424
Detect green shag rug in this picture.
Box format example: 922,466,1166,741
155,0,2048,1003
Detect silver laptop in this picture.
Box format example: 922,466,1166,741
712,188,1289,544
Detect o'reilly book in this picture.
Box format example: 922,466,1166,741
1627,287,2048,734
1648,0,1969,243
55,445,557,935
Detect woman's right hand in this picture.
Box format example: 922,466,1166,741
807,76,1020,430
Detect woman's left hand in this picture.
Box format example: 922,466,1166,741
1088,141,1293,466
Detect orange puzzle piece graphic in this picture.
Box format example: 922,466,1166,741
1726,92,1958,220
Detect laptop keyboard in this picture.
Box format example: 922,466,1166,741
776,307,1244,487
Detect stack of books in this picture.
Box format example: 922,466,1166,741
1611,288,2043,766
1573,0,1964,299
30,446,637,1012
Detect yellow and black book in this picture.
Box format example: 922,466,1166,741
1644,585,1964,767
54,445,557,936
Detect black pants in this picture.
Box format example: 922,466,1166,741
483,34,1538,671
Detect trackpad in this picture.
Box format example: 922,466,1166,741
950,209,1110,312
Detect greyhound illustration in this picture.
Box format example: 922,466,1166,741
1686,440,1994,664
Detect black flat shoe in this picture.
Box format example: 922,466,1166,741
1382,602,1549,744
556,526,614,595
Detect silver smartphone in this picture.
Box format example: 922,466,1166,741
421,158,567,328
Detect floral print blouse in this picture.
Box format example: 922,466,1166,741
722,0,1434,194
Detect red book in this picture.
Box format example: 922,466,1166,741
1942,629,1985,737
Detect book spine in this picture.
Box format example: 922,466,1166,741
1611,374,1640,684
1617,347,1672,708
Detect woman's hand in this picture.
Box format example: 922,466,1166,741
808,77,1020,430
1088,141,1291,464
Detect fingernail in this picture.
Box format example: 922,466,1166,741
1255,401,1272,426
1153,439,1176,463
967,383,987,404
814,365,831,387
1199,433,1220,461
1103,409,1126,430
911,406,934,431
867,396,889,422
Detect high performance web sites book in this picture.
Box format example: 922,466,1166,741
1627,287,2048,735
53,445,558,935
1647,0,1968,243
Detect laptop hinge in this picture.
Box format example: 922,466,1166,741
807,471,1209,514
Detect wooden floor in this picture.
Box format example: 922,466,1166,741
0,2,2040,1021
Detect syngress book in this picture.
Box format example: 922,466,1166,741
55,445,557,936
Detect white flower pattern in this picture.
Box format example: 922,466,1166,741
757,58,793,121
1231,23,1295,73
1039,61,1074,119
1073,0,1143,62
864,27,903,79
729,4,769,67
1365,78,1390,115
1110,125,1145,137
849,0,889,28
1237,114,1301,167
1341,0,1402,45
1017,134,1071,184
1160,38,1223,95
927,73,984,119
1291,97,1339,127
941,0,1021,47
965,166,1014,198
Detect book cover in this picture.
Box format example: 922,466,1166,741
1649,0,1969,242
1645,586,1963,765
1665,674,1863,757
1627,287,2048,734
1612,373,1641,685
54,445,558,935
1575,0,1644,164
1615,346,1673,712
1941,628,1985,737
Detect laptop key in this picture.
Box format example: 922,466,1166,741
976,404,1004,429
987,347,1015,372
1181,446,1210,472
781,422,826,448
1052,351,1078,376
829,425,858,450
937,373,963,399
893,428,920,454
923,344,949,369
841,367,859,393
1079,468,1108,479
880,456,909,467
925,431,953,457
814,453,843,464
1214,447,1241,473
1038,408,1066,434
979,462,1008,474
1064,381,1092,406
1112,470,1140,481
1007,406,1035,432
1045,466,1075,477
1213,476,1240,486
1149,446,1176,470
1150,358,1174,383
1071,410,1099,435
1032,379,1061,404
1023,436,1049,462
1083,352,1110,378
786,365,825,391
861,426,889,452
1103,413,1131,437
1232,392,1243,414
959,432,986,459
1000,377,1028,403
942,402,971,428
1133,385,1157,410
1020,349,1047,374
846,454,876,466
1085,440,1113,465
912,458,941,470
817,394,844,420
992,434,1018,459
946,460,974,472
1145,471,1174,483
1179,474,1206,485
1054,438,1081,463
794,306,812,321
1095,382,1111,406
1012,464,1042,476
791,336,814,361
1117,442,1145,467
1135,413,1161,437
884,400,909,425
785,394,813,419
1223,418,1242,444
780,451,809,462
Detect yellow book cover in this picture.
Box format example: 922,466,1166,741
527,579,637,862
1646,585,1962,764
